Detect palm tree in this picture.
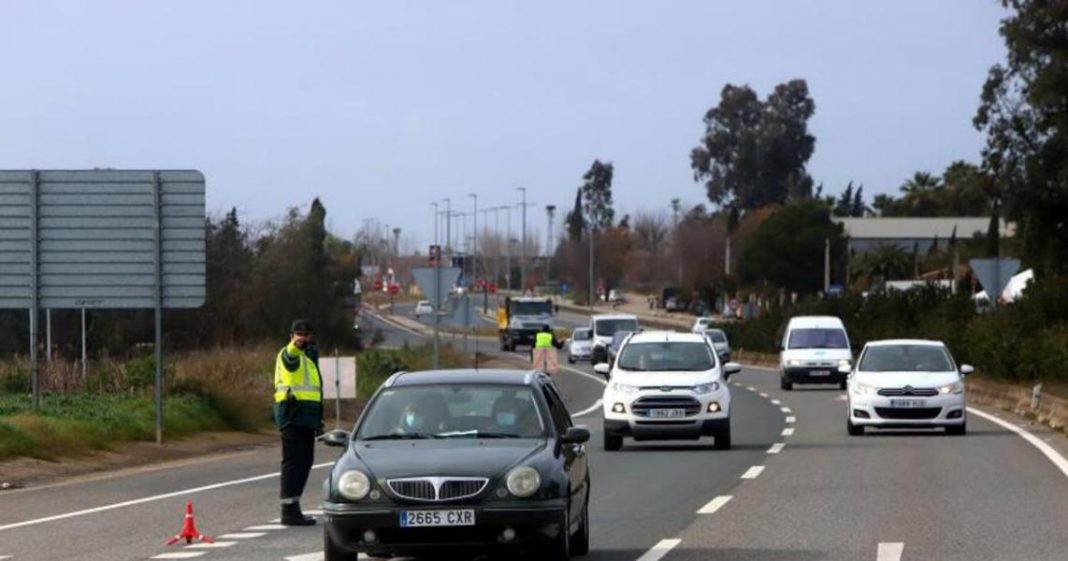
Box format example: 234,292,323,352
851,243,913,288
900,171,943,194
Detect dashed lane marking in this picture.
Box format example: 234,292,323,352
969,407,1068,479
770,399,782,405
560,365,609,387
152,553,205,560
740,466,765,479
759,392,770,398
781,427,795,436
243,524,287,531
636,539,682,561
767,443,785,454
785,416,796,424
837,394,848,401
746,386,757,391
216,533,266,539
284,552,371,561
185,542,236,549
877,542,905,561
270,510,323,523
697,495,732,514
781,407,792,414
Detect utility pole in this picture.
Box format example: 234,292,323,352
545,205,556,259
517,187,527,293
469,193,478,283
431,202,439,245
824,237,831,293
589,225,595,313
443,197,452,265
671,198,681,286
503,205,512,290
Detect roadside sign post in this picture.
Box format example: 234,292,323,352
413,255,459,370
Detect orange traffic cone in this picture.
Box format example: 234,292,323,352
165,501,214,546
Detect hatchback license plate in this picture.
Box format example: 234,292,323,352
889,399,926,408
400,509,475,527
649,408,687,418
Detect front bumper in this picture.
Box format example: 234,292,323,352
602,391,731,439
603,417,729,439
782,366,847,384
849,393,966,427
323,499,566,556
505,330,539,344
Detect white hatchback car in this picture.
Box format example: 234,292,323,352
413,300,433,318
846,339,973,436
597,331,740,451
567,327,593,363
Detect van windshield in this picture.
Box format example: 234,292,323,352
594,319,638,337
788,328,848,349
572,328,591,341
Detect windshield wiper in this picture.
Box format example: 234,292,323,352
472,432,522,438
361,432,441,441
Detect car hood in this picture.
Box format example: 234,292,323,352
350,439,546,478
854,371,960,389
610,369,718,387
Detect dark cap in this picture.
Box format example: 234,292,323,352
290,319,313,333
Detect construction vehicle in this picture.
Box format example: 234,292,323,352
497,296,555,351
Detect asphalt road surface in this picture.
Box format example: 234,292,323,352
2,308,1067,561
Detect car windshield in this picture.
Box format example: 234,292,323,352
706,330,727,343
859,345,955,372
357,385,546,440
617,342,715,371
788,328,848,349
572,328,591,341
511,301,551,315
595,318,638,337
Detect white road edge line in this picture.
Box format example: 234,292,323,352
362,310,425,338
0,464,334,532
877,542,905,561
781,427,795,436
968,407,1068,479
217,533,267,539
697,495,732,514
759,392,770,398
243,524,287,531
152,553,206,560
767,442,785,454
560,365,609,387
785,416,796,424
186,542,237,549
746,386,756,391
740,466,765,479
571,399,603,418
636,538,682,561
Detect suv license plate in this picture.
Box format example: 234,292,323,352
889,399,926,408
400,509,475,527
809,370,830,376
649,408,687,418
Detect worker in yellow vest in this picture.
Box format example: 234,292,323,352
274,319,323,526
531,324,563,375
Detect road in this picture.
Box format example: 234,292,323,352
2,307,1067,561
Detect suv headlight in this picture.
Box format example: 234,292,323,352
611,382,638,394
693,382,720,394
939,381,964,395
506,466,541,497
851,381,878,396
337,470,371,501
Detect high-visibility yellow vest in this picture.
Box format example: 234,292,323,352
274,345,322,403
535,332,554,349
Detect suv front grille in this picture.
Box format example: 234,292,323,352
386,477,489,502
877,387,939,397
631,395,701,418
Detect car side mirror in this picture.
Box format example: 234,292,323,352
560,426,591,445
593,363,610,377
723,362,742,376
960,364,974,376
837,364,852,375
319,429,350,448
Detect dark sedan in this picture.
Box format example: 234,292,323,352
320,369,592,560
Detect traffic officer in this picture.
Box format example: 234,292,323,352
274,319,323,526
532,324,563,374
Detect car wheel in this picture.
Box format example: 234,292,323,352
603,431,623,451
569,495,590,556
839,380,848,390
543,507,572,561
713,422,732,450
847,418,864,436
568,355,575,364
324,529,358,561
781,377,793,391
946,422,966,436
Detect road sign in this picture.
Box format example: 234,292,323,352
372,280,383,291
428,244,441,267
411,267,461,309
388,283,400,295
489,282,497,294
320,356,357,399
970,258,1021,301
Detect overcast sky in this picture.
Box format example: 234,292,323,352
0,1,1007,251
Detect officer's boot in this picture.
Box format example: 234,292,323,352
281,502,316,526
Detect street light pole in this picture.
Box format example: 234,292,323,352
589,225,595,313
431,202,439,246
469,193,478,282
443,198,452,264
517,187,527,293
503,205,512,290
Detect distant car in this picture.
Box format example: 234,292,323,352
567,327,593,364
321,369,591,560
847,339,972,436
703,328,731,363
607,289,625,303
691,318,713,333
413,300,433,318
598,331,741,451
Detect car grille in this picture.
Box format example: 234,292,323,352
631,396,701,418
874,407,942,420
877,387,939,397
386,477,489,502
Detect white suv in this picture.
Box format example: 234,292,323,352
846,339,973,436
597,331,740,451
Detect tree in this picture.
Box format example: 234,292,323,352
565,188,584,243
737,200,845,293
580,160,615,230
974,0,1068,272
851,243,913,287
691,80,816,211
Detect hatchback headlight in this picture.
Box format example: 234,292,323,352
611,382,638,394
694,382,720,394
337,470,371,501
851,381,878,396
506,466,541,498
939,381,964,395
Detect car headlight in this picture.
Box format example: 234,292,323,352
693,382,720,394
838,359,851,369
851,381,878,396
611,382,638,394
939,381,964,395
337,470,371,501
506,466,541,498
787,359,801,367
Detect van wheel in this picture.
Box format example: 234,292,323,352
847,419,864,436
839,380,848,390
780,378,793,391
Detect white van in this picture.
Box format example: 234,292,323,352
590,313,639,365
778,316,852,390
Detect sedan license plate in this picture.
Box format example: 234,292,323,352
648,408,687,418
889,399,926,408
400,509,475,527
809,370,830,377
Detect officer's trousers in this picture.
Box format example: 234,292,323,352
280,425,316,504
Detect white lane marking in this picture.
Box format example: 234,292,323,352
284,553,323,561
781,427,795,436
270,510,324,523
837,394,848,401
746,386,756,391
740,466,765,479
571,399,603,418
636,538,682,561
0,556,11,560
243,524,287,531
217,533,266,539
767,443,785,454
0,463,334,532
877,542,905,561
785,416,796,424
186,542,236,549
697,495,732,514
759,392,769,398
560,365,609,387
781,407,792,414
969,407,1068,479
770,399,782,405
152,553,206,560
